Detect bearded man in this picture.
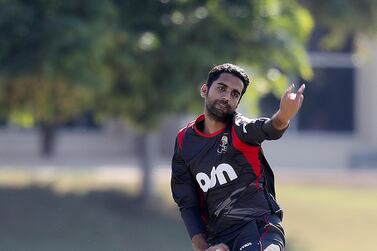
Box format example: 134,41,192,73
171,63,305,251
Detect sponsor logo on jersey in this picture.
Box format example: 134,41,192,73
196,163,238,192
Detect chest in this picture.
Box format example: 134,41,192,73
182,131,258,192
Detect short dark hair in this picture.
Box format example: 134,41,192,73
207,63,250,96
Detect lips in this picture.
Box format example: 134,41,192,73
215,101,230,110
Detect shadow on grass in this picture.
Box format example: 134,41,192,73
0,185,191,251
0,185,305,251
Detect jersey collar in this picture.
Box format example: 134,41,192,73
193,114,226,138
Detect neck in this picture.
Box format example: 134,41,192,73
203,110,227,134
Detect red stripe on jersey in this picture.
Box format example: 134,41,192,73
231,126,262,190
259,215,272,249
177,121,195,151
196,188,208,223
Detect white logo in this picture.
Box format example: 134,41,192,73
240,242,252,250
196,163,238,192
235,116,255,133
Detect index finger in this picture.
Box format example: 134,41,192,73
297,83,305,94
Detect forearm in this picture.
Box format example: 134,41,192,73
192,233,209,251
271,109,290,131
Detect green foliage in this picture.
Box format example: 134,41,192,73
301,0,377,50
106,0,313,129
0,0,314,129
0,0,116,124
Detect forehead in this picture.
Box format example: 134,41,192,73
213,73,244,92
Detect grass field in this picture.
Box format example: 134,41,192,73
0,168,376,251
278,184,377,251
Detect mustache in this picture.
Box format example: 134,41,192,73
215,100,231,109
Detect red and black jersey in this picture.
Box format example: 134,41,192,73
171,113,287,242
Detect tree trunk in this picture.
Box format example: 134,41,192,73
40,122,56,157
137,131,154,204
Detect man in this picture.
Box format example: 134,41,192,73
171,63,304,251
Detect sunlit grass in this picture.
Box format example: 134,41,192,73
0,168,141,195
278,184,377,251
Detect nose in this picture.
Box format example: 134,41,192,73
221,91,231,102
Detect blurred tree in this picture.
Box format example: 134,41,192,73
0,0,315,202
106,0,314,201
300,0,377,49
0,0,116,156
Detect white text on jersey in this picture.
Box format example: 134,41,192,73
196,163,238,192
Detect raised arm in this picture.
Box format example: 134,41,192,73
271,83,305,130
233,83,305,145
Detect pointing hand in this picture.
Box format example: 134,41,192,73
279,83,305,122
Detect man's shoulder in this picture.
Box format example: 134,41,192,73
176,119,195,151
177,120,195,137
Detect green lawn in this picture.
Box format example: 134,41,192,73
278,184,377,251
0,168,376,251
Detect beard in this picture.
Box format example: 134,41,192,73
205,99,235,123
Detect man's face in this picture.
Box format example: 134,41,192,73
202,73,244,122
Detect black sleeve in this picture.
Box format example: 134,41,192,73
171,139,206,239
233,115,288,145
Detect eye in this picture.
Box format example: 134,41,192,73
232,92,240,98
218,86,225,91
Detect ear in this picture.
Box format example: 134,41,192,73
200,83,208,98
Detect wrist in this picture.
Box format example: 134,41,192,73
192,233,209,251
272,110,290,130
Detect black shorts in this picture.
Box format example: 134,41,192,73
224,214,285,251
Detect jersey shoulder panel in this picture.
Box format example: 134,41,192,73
177,120,195,152
234,113,267,128
234,113,254,125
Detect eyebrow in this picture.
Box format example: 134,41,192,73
216,82,242,96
